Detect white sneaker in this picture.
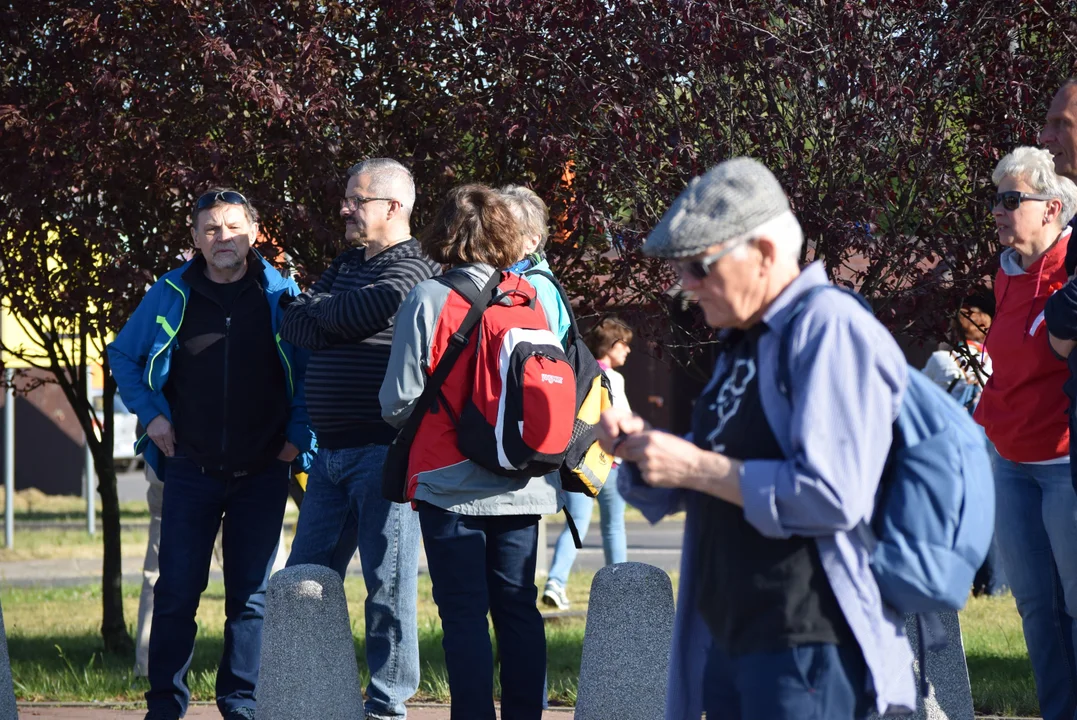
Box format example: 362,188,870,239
542,580,570,610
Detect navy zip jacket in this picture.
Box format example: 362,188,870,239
1043,221,1077,474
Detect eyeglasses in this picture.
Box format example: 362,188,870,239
341,195,397,211
195,190,249,211
992,190,1055,212
672,239,750,280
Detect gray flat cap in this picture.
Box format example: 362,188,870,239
643,157,791,259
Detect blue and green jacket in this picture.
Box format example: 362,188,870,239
106,251,316,476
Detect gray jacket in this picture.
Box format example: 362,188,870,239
379,263,563,516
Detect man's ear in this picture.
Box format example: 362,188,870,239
754,236,779,267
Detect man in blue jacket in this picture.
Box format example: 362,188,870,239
108,188,314,720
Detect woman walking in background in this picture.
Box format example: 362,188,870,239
543,317,633,610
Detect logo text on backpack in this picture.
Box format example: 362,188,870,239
541,373,564,385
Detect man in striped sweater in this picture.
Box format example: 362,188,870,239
280,158,440,720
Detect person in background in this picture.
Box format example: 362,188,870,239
500,184,572,342
108,188,314,720
975,146,1077,720
543,317,633,610
1039,78,1077,274
133,440,162,679
922,292,993,408
381,184,559,720
921,291,1005,597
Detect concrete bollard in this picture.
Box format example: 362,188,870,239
256,564,364,720
575,562,674,720
869,612,974,720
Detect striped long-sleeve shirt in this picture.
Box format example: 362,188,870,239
280,238,441,449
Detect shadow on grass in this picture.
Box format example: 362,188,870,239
8,632,225,702
966,653,1039,718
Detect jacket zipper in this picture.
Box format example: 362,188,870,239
222,315,231,456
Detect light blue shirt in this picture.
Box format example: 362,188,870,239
620,262,916,718
522,258,572,346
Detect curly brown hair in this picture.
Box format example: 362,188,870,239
585,316,634,359
419,184,524,269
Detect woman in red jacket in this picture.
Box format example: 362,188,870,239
975,145,1077,720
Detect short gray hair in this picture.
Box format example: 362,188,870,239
993,146,1077,226
347,158,416,218
499,185,550,251
727,210,803,264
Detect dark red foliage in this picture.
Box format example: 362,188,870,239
2,0,1077,644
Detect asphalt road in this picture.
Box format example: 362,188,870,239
115,469,687,574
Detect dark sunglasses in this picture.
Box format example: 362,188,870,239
671,239,749,280
195,190,249,211
992,190,1054,212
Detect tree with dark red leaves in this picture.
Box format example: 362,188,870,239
2,0,1075,653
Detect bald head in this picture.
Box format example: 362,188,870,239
1040,80,1077,180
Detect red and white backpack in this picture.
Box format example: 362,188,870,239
441,270,577,477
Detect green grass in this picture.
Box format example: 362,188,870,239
962,592,1038,717
1,574,1040,714
0,527,150,562
0,488,152,523
2,573,594,706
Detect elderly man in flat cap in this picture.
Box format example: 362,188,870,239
596,158,915,720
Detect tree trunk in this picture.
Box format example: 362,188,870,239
98,356,132,654
97,454,131,653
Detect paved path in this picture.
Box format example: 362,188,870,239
1,493,686,588
17,703,574,718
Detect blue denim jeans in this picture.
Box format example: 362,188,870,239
991,446,1077,720
418,502,546,720
547,467,627,586
702,641,869,720
287,444,420,719
146,456,289,718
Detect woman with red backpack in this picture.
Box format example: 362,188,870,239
379,184,567,720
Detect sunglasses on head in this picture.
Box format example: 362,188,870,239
672,239,750,280
195,190,249,212
992,190,1054,212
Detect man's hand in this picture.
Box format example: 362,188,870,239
612,426,745,506
147,415,175,457
617,430,710,490
277,441,300,463
597,408,648,455
1050,333,1077,359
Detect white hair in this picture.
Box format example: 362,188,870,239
726,210,803,264
499,184,550,251
993,146,1077,226
347,158,416,218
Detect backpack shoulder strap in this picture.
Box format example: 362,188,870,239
435,269,486,306
523,267,582,342
393,269,501,446
776,283,871,397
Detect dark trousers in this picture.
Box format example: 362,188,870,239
418,502,546,720
703,640,870,720
145,457,289,718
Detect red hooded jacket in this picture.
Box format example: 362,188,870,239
975,232,1071,462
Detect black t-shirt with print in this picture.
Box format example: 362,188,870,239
694,324,851,655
